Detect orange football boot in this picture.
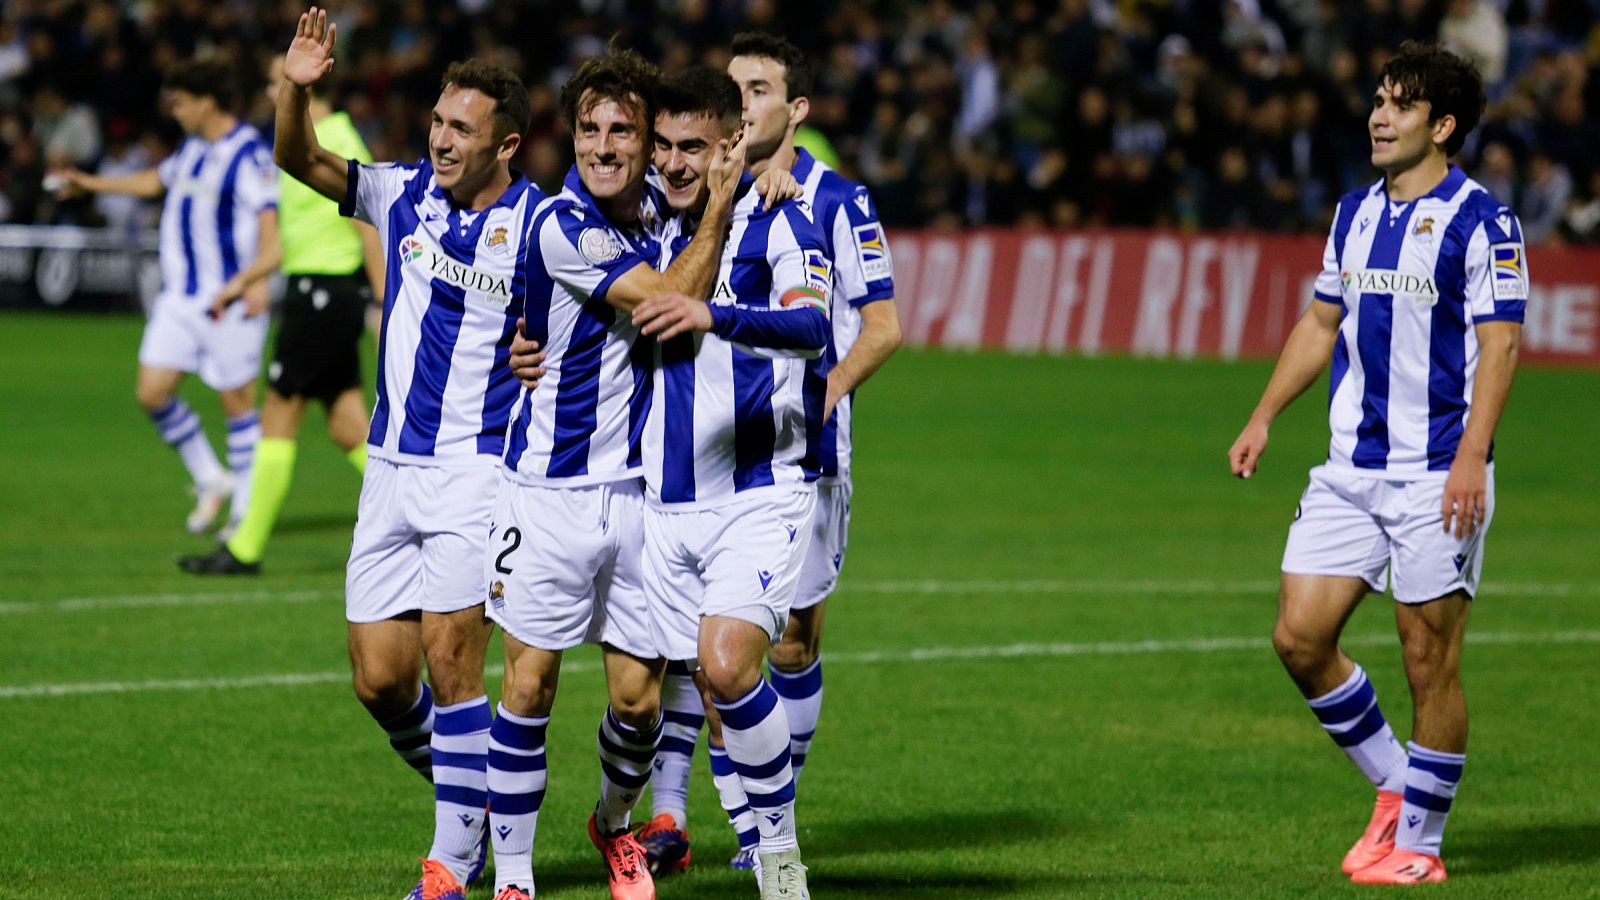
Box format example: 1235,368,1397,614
1342,790,1403,875
589,813,657,900
1350,847,1448,885
635,812,692,874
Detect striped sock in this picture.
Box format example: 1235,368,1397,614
371,682,434,781
595,706,661,834
769,658,823,781
149,400,224,486
225,410,261,522
1398,742,1465,856
429,696,491,882
225,437,295,564
487,704,548,894
709,743,758,851
1308,664,1408,792
714,680,798,854
651,664,704,828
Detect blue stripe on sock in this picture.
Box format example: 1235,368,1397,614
432,749,488,771
166,424,202,447
599,760,653,791
1409,755,1464,783
1331,704,1387,747
709,750,735,777
487,788,545,816
736,828,758,848
659,736,697,755
391,733,431,753
664,710,705,728
487,748,546,774
745,784,796,807
715,682,778,731
227,414,260,432
733,748,792,782
434,700,492,735
380,685,433,731
436,784,489,809
1310,677,1375,725
792,730,815,742
769,661,822,698
1403,786,1454,813
598,732,656,766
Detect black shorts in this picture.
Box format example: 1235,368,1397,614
268,272,370,404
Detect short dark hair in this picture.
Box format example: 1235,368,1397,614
166,59,236,109
442,59,531,140
559,49,660,133
730,31,812,101
1379,42,1485,157
655,66,742,132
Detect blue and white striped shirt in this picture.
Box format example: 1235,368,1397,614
155,124,277,304
642,181,833,508
502,167,670,486
342,160,544,465
1314,166,1527,476
792,149,896,483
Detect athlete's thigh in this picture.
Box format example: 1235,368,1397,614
1282,465,1392,594
642,504,704,664
699,489,818,641
414,463,499,615
1389,470,1495,605
485,477,610,652
346,458,425,623
197,301,269,391
792,480,850,613
593,479,658,661
138,297,203,375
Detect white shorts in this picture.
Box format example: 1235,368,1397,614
484,476,655,660
1282,464,1494,604
644,488,818,662
138,294,268,390
794,480,851,611
346,456,499,623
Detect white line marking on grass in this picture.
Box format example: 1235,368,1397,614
4,630,1597,700
2,579,1588,615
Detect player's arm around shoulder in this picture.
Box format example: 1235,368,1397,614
274,7,350,203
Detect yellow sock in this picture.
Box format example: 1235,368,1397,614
346,444,367,474
225,437,296,565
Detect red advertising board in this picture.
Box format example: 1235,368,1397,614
889,230,1600,367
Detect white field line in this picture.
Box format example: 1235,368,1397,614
3,629,1598,700
0,578,1588,616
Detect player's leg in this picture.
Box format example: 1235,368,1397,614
327,386,371,471
699,675,761,873
348,615,432,779
639,659,702,874
222,389,303,564
213,380,262,537
1277,468,1409,874
136,305,232,531
1352,473,1491,884
488,632,561,899
199,304,269,537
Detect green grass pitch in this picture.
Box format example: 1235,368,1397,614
1,311,1597,898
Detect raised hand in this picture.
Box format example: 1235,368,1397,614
284,6,337,87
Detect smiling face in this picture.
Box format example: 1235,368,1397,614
429,84,514,197
1369,78,1452,173
572,90,650,203
653,110,730,213
728,54,800,164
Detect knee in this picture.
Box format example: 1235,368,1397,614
768,636,817,673
700,658,760,704
1401,636,1455,692
135,382,173,412
610,691,661,730
501,669,556,718
351,668,418,719
1272,620,1335,679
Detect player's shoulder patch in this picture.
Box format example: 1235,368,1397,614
804,248,832,299
577,226,623,265
852,222,892,282
1489,242,1527,300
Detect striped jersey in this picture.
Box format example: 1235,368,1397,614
155,123,277,304
502,167,670,486
342,159,544,465
1313,166,1527,476
643,181,833,508
792,149,896,483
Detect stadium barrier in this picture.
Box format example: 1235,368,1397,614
0,226,161,313
890,230,1600,367
3,225,1596,366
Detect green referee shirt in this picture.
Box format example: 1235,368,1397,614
279,110,373,275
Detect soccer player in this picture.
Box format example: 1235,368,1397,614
633,65,831,900
481,50,750,900
1227,42,1523,885
55,59,278,538
273,8,539,895
637,33,902,877
180,55,385,575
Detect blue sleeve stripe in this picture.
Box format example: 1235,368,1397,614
591,257,644,307
339,159,359,218
849,287,895,308
1314,290,1341,304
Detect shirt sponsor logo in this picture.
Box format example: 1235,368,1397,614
853,223,891,281
1491,243,1527,300
401,235,512,303
1344,268,1440,303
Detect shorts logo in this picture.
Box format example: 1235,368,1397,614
784,522,797,543
483,226,510,257
853,223,891,281
578,227,622,265
758,570,774,592
1491,244,1527,300
832,552,843,571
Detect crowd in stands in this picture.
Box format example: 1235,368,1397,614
3,0,1599,242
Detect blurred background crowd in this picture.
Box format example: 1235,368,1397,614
2,0,1599,242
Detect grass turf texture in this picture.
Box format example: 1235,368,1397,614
1,310,1597,898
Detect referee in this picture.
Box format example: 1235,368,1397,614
182,57,382,575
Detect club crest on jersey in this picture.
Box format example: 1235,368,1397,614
1412,217,1434,244
1491,244,1527,300
400,235,513,304
853,223,891,280
578,227,622,265
483,226,510,256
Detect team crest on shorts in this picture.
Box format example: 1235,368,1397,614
489,580,505,610
483,226,511,257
